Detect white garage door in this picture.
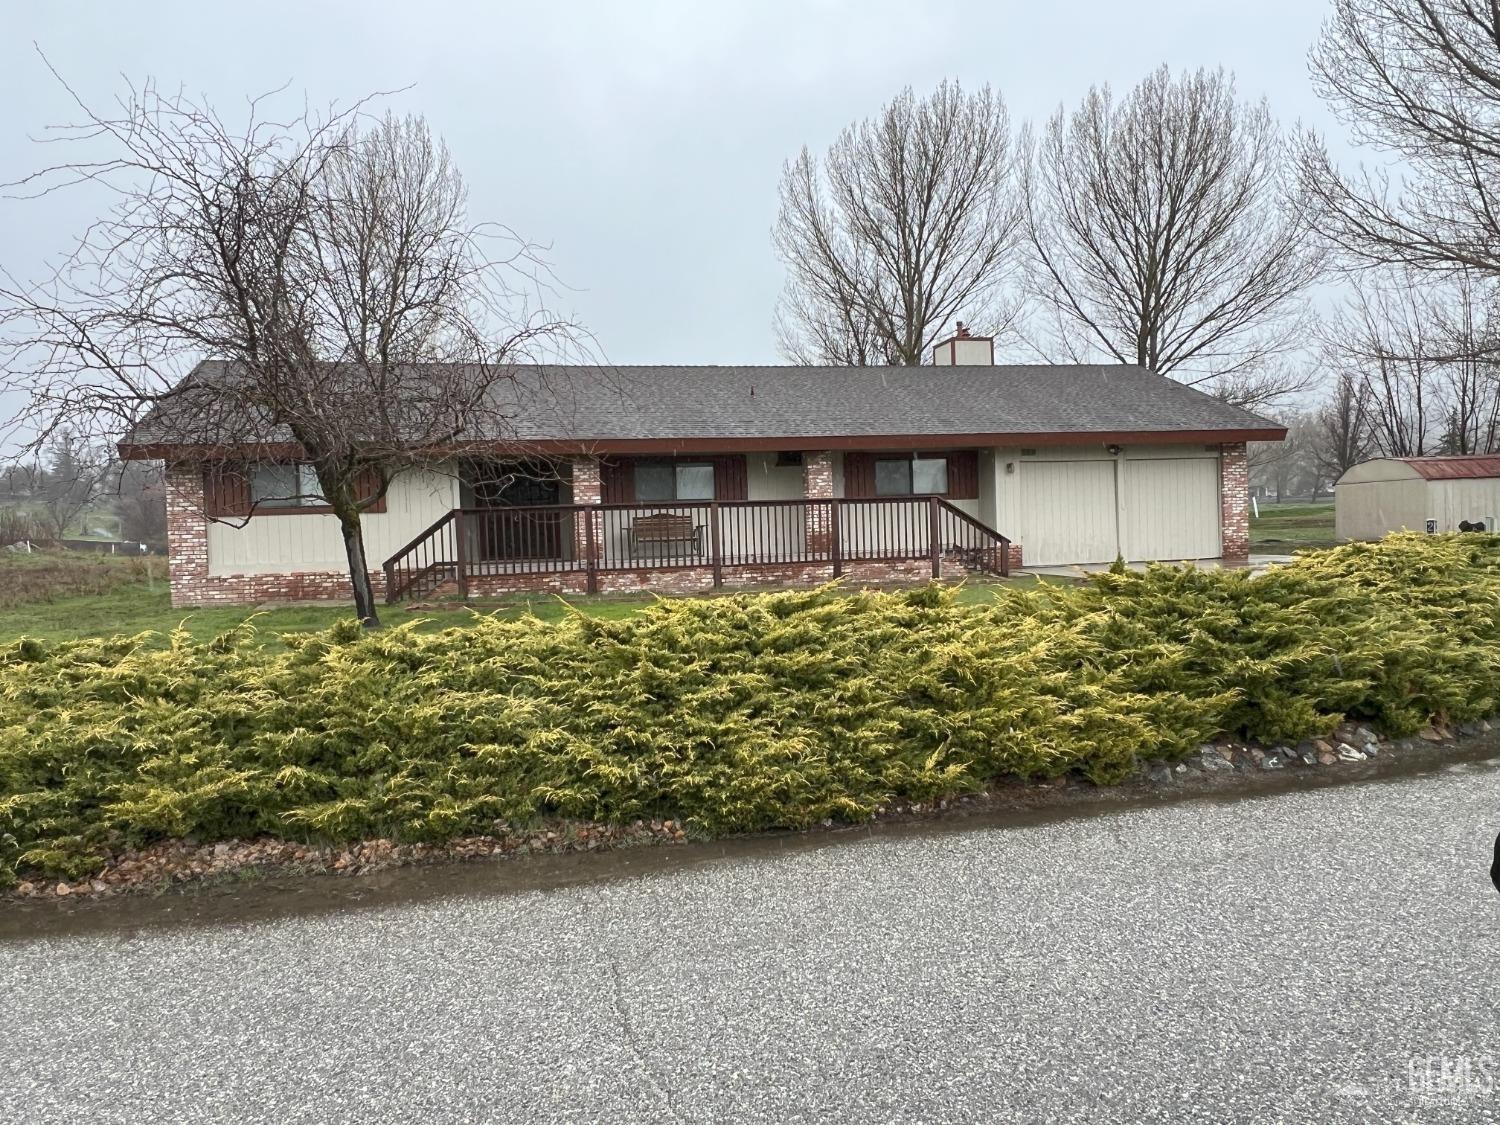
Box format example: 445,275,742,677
1123,458,1221,561
1019,460,1120,565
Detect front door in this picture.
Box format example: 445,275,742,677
468,465,564,561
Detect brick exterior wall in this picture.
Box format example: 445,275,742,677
570,455,603,561
802,451,835,554
1220,442,1250,559
165,462,209,603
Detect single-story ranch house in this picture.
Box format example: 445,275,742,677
119,327,1285,607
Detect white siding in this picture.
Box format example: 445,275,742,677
745,453,805,501
1122,458,1221,560
207,468,458,575
1430,478,1500,531
1334,478,1428,539
976,448,997,530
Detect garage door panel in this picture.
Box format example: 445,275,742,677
1123,458,1220,561
1019,460,1119,566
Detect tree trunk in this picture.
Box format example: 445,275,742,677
335,507,380,628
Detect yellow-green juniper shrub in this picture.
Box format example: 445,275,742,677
1,533,1496,885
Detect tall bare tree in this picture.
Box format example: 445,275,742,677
0,71,578,626
1320,267,1500,460
1303,0,1500,276
1429,271,1500,453
1023,66,1324,406
1312,369,1374,483
1321,272,1441,457
773,81,1024,366
33,435,109,542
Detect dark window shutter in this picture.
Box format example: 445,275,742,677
945,450,979,500
711,455,748,501
844,452,876,498
354,466,388,513
203,464,250,518
600,458,635,504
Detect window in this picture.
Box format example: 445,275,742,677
874,456,948,496
634,461,715,502
911,458,948,495
250,463,324,508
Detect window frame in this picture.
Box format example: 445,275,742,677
872,454,949,497
248,463,328,510
632,459,717,503
210,461,386,517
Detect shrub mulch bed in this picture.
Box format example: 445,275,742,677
7,716,1486,902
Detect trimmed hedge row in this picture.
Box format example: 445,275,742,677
2,533,1498,885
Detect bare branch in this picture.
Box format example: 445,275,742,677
1302,1,1500,276
0,74,586,626
1023,65,1324,404
773,81,1024,366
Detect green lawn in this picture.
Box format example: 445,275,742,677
1250,501,1339,550
0,572,1038,648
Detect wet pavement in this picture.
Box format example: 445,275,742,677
3,755,1499,1123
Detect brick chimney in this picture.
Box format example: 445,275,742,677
931,320,994,365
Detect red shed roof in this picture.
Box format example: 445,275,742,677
1400,455,1500,480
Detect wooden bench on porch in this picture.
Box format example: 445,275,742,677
627,512,705,557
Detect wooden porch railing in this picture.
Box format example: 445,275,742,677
382,496,1011,602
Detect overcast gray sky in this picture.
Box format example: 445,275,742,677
0,0,1339,366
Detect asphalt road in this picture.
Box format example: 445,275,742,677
4,761,1499,1124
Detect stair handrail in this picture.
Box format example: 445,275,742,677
934,498,1012,576
383,510,458,602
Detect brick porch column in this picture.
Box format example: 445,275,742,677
803,451,835,555
1220,442,1249,560
165,461,210,607
571,455,603,567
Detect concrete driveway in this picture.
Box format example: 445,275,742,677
3,759,1498,1124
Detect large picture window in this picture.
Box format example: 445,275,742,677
874,455,949,496
634,461,715,502
250,463,325,508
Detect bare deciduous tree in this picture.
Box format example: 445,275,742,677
1249,411,1340,501
1303,0,1500,276
773,81,1024,366
113,460,168,549
1023,66,1324,406
33,436,109,542
1320,267,1500,460
1428,271,1500,453
1321,272,1441,457
1312,369,1374,483
0,69,580,626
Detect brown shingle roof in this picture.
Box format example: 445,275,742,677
121,360,1285,453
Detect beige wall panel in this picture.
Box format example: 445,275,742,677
1122,458,1221,561
207,467,458,575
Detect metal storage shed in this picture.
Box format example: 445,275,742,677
1334,456,1500,540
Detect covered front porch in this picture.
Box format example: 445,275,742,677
382,452,1013,601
